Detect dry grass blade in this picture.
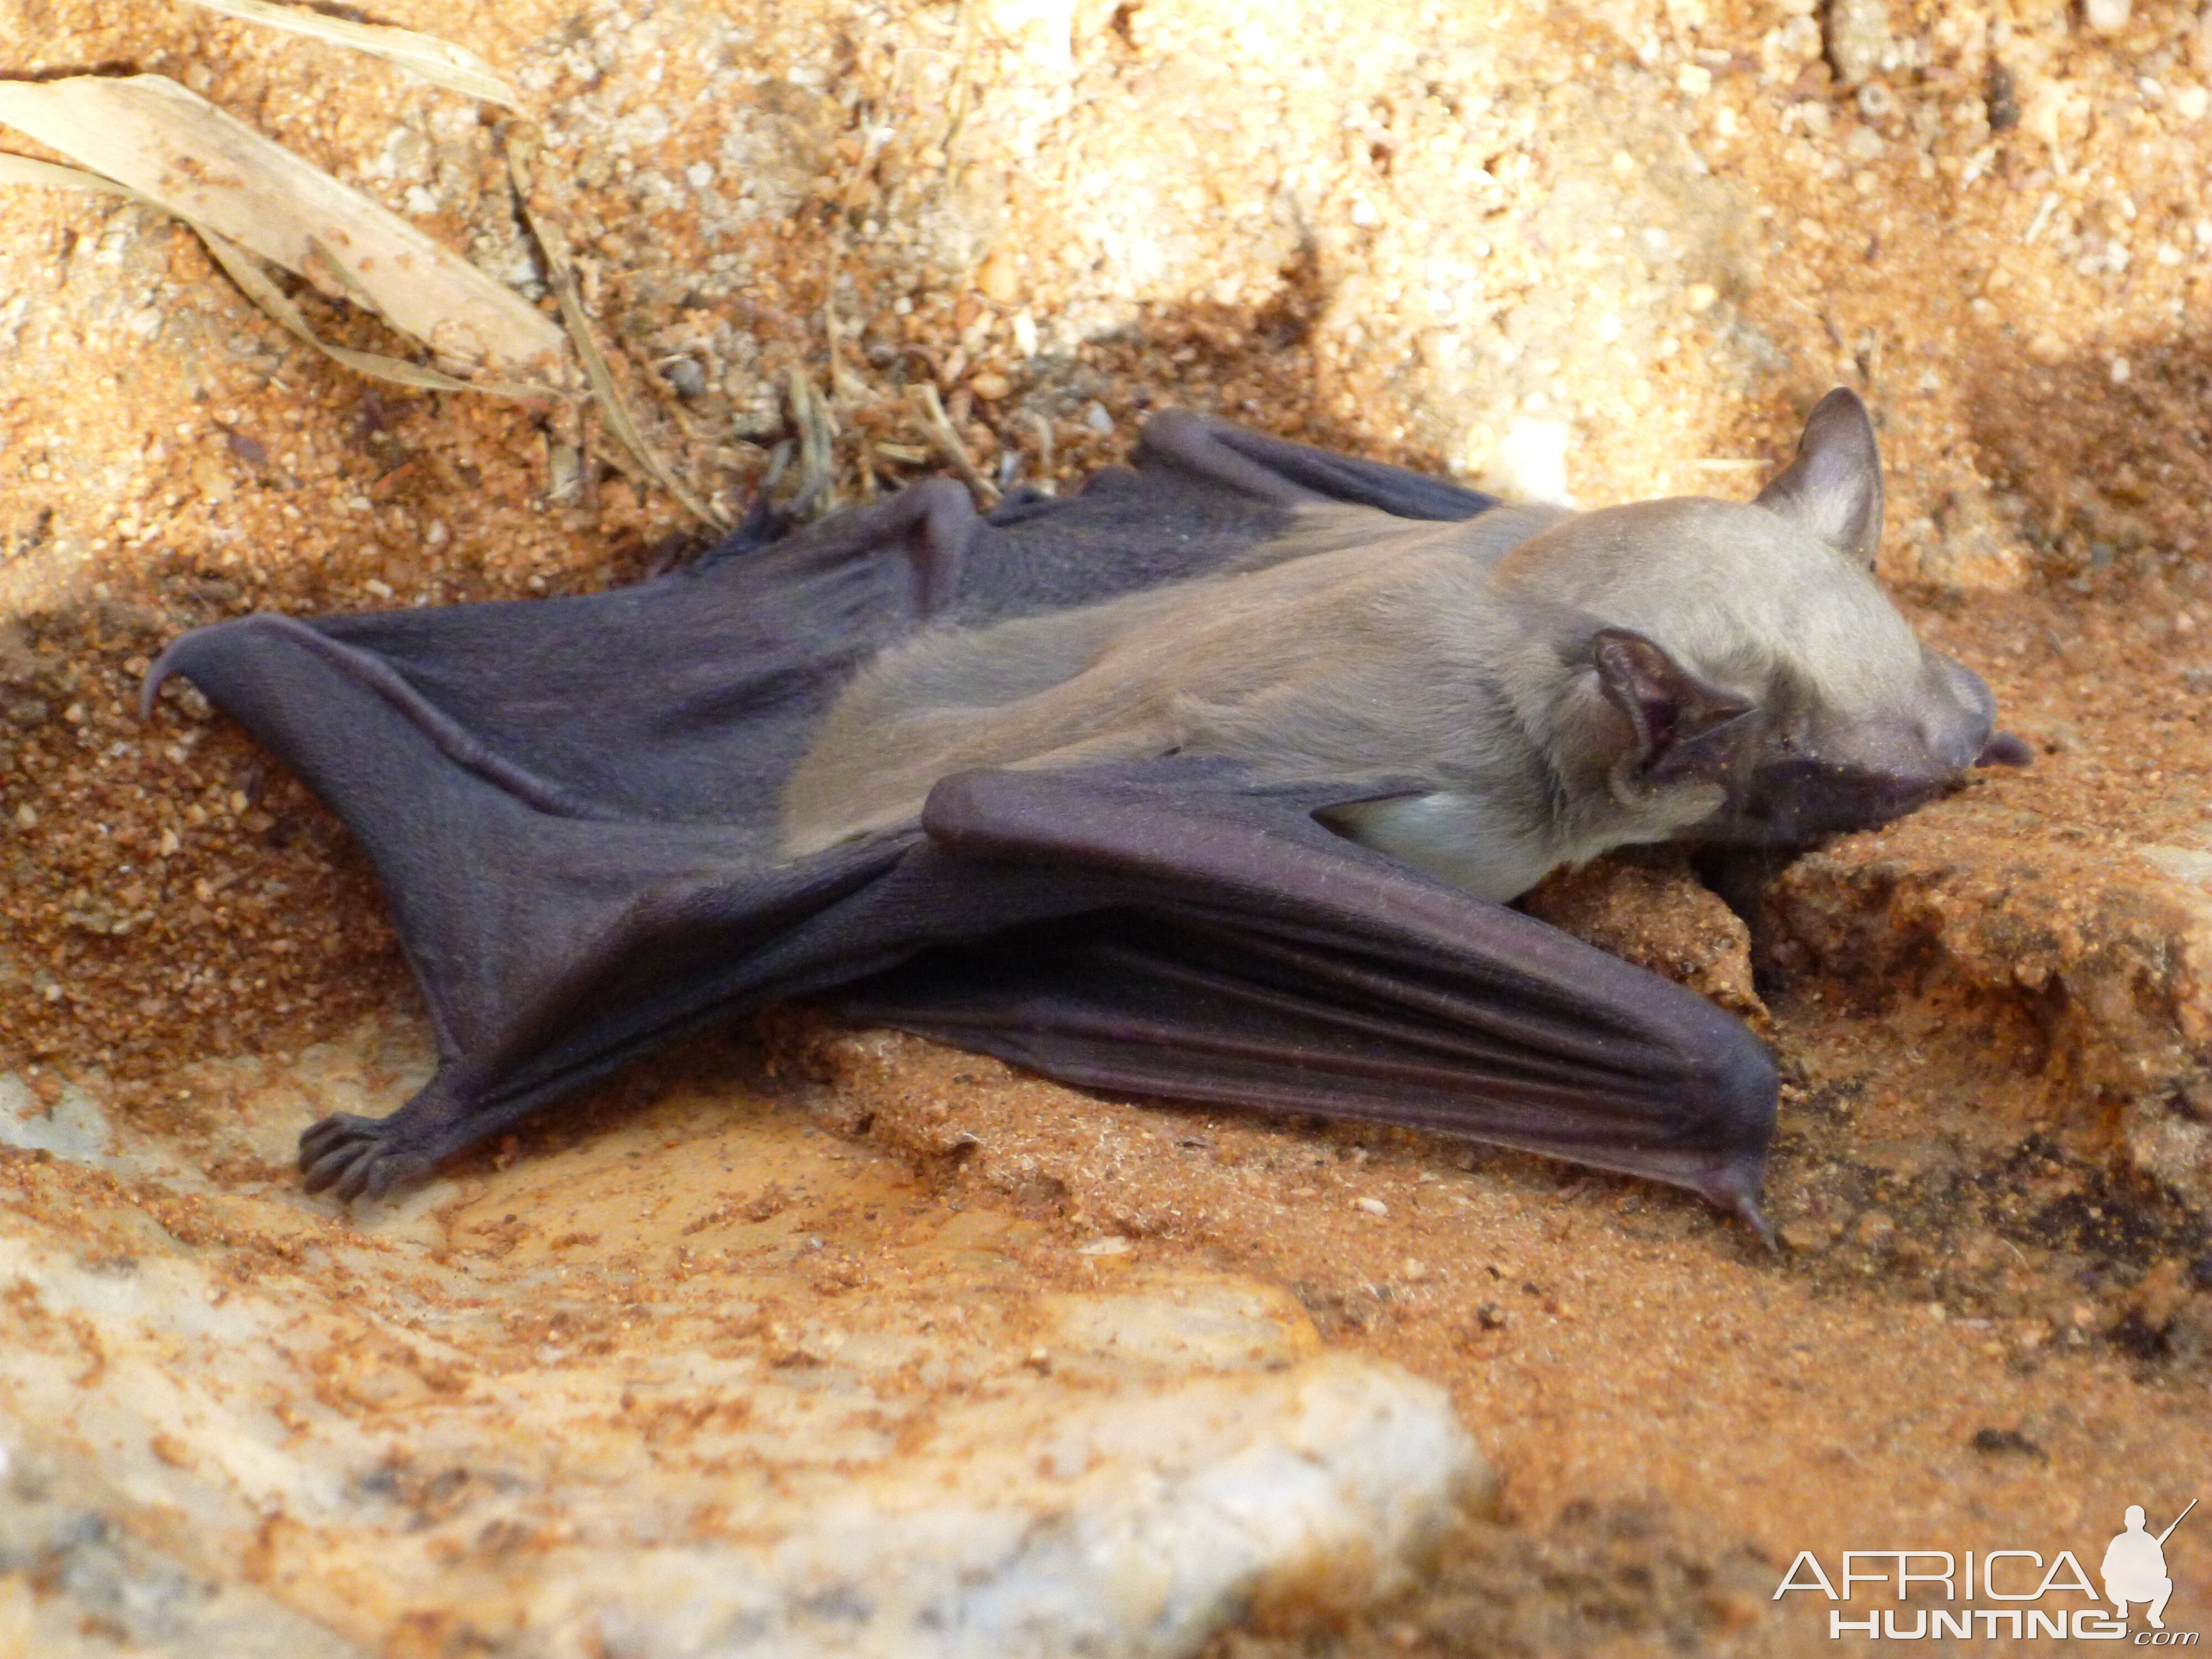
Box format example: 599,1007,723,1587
914,383,1001,505
550,265,726,528
505,131,728,529
195,224,556,399
0,74,562,385
1029,411,1056,492
1,147,555,399
0,152,133,196
179,0,523,111
786,368,838,518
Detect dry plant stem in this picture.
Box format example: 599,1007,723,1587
822,226,868,404
505,129,728,530
785,368,840,518
915,383,1001,505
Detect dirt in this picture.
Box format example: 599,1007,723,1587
4,0,2212,1652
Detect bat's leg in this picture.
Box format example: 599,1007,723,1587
299,1081,459,1202
692,490,793,567
771,474,981,616
298,1063,582,1202
1137,409,1498,521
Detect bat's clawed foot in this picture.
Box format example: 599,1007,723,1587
299,1113,431,1203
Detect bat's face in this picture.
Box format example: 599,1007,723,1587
1507,388,2028,862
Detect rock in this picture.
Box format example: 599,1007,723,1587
0,1042,1485,1656
2083,0,2131,35
1823,0,1888,87
1520,852,1767,1024
658,356,707,399
1908,488,2030,593
1760,810,2212,1204
1482,416,1574,506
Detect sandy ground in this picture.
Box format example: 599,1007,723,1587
4,0,2212,1651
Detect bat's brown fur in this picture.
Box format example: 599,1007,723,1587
783,392,2003,901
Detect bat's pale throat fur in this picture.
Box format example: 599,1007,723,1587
782,393,2004,898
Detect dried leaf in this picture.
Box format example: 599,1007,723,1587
0,152,133,197
195,222,554,399
179,0,523,112
0,75,562,385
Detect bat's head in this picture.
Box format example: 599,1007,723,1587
1501,388,2028,854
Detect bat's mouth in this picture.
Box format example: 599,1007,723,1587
1703,757,1971,847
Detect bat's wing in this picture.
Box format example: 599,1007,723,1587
142,414,1779,1223
148,484,987,1199
837,764,1778,1241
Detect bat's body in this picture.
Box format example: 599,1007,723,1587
146,391,2021,1240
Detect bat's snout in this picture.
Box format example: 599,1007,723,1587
1922,659,2032,769
1933,658,2030,769
1919,655,2000,775
1718,652,2020,846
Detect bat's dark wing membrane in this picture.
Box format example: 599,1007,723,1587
145,413,1775,1233
838,766,1776,1240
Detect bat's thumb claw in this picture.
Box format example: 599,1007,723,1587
1741,1203,1781,1255
1698,1159,1777,1253
139,639,190,720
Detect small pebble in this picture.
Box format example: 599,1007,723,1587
660,357,707,399
2084,0,2131,34
1824,0,1890,87
1354,1196,1389,1217
975,248,1020,305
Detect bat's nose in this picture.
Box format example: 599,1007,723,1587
1921,656,1999,775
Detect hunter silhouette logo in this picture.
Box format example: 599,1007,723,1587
2106,1501,2194,1631
1774,1497,2201,1641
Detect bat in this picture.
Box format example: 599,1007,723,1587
144,388,2025,1243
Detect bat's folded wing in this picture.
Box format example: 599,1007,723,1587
836,764,1779,1240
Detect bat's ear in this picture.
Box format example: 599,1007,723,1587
1591,628,1754,782
1752,387,1884,569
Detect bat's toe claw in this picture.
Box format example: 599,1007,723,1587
299,1113,429,1202
298,1113,365,1166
